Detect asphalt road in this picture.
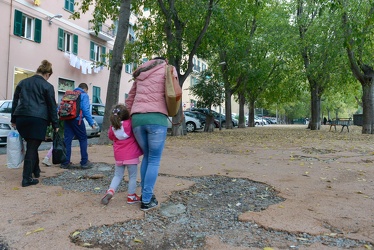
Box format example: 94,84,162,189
0,137,99,155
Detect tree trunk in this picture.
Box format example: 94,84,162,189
310,84,321,130
204,115,215,132
361,82,374,133
247,101,255,127
98,0,131,145
224,88,233,129
171,103,185,136
238,93,246,128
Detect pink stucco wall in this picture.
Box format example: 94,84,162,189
0,0,134,104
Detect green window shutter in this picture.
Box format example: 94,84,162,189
73,34,78,55
90,41,95,61
34,18,42,43
14,10,23,36
101,46,106,63
57,28,64,51
65,0,74,12
70,0,75,12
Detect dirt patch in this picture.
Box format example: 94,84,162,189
0,125,373,250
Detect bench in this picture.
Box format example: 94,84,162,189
329,118,352,132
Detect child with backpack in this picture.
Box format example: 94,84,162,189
101,104,143,205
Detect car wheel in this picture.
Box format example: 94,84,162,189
201,122,205,130
186,122,196,132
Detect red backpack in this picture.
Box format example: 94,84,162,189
58,90,82,121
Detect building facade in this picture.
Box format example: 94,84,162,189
0,0,135,104
1,0,239,117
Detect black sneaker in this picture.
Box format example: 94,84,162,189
140,195,158,211
80,161,93,169
60,162,73,169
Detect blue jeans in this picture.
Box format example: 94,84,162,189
63,119,88,165
133,124,167,203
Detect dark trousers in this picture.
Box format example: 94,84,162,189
23,139,42,180
63,119,88,165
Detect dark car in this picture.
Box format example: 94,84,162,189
188,108,238,127
184,111,219,129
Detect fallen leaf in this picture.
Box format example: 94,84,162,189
94,187,101,190
12,187,19,190
134,238,143,243
83,243,92,246
26,228,45,236
364,245,372,250
263,247,274,250
296,237,308,241
72,231,80,237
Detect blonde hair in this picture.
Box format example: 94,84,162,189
36,60,53,75
110,104,130,130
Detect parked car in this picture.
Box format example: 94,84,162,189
188,108,238,127
184,111,219,129
90,103,105,131
0,100,13,118
84,119,100,137
168,115,202,132
0,115,13,146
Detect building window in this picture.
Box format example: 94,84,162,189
13,10,42,43
191,76,197,86
128,25,135,43
202,63,206,71
58,28,78,54
112,20,118,36
58,78,74,92
125,63,134,74
90,41,106,63
190,99,196,108
193,58,197,71
92,86,101,103
64,0,74,12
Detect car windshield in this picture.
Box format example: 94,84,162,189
0,101,12,114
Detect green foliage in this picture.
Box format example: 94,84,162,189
188,70,223,109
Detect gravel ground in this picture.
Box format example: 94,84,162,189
37,163,372,250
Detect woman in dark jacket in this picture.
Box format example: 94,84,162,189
11,60,59,187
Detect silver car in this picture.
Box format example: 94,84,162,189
84,119,100,137
168,115,202,132
0,115,14,146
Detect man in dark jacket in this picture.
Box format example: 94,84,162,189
61,82,96,169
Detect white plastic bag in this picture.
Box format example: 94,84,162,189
7,130,25,169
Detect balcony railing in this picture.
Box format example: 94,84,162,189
88,23,115,42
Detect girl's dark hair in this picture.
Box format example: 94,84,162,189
109,104,130,130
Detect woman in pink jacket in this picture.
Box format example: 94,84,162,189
101,104,143,205
125,57,176,211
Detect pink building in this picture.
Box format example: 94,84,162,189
0,0,135,104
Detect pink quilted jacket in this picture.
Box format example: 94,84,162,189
125,59,177,116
